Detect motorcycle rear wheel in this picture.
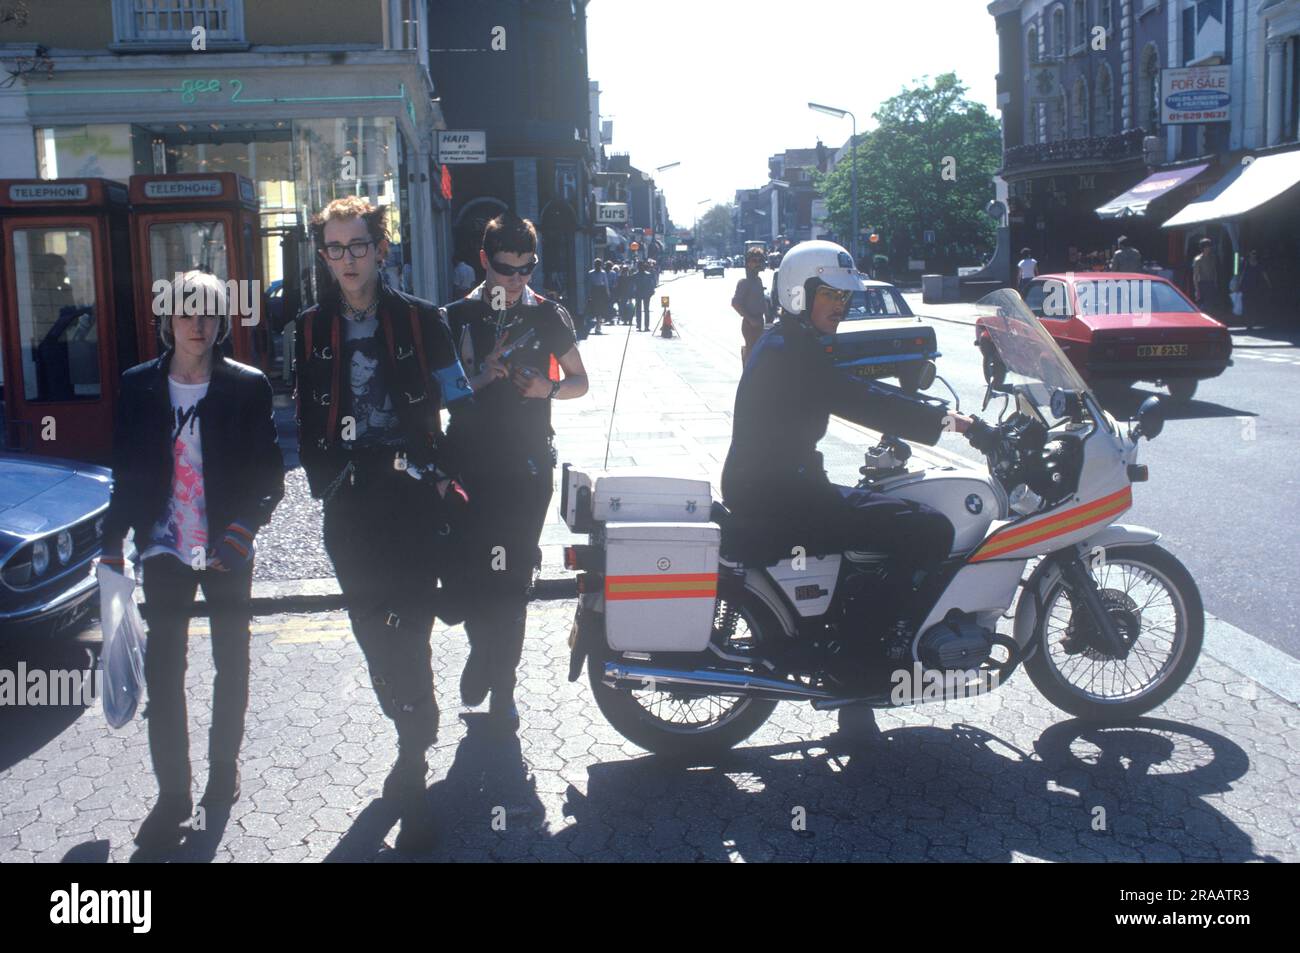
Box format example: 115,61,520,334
587,589,781,762
1024,543,1203,722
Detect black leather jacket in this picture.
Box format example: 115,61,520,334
102,351,285,556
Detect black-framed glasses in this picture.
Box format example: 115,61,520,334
322,240,375,261
488,257,538,277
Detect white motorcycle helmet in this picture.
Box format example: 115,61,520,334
776,240,864,316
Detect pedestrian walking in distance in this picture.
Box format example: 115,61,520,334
1016,247,1038,296
1110,236,1142,273
732,246,768,365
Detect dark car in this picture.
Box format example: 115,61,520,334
981,273,1233,402
0,452,111,636
833,281,940,393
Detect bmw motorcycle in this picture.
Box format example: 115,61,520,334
559,289,1204,759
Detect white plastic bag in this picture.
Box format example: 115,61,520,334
97,562,148,729
1230,291,1243,318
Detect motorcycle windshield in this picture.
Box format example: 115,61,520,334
974,289,1091,402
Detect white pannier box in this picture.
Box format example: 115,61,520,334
604,522,721,653
591,473,713,524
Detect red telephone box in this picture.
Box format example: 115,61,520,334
128,172,267,368
0,178,137,462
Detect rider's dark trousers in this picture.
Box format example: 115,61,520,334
323,472,443,752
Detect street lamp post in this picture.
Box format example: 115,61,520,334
693,198,711,256
809,101,858,265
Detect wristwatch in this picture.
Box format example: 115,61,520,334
548,379,562,399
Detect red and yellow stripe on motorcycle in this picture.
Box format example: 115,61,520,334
969,486,1133,562
605,572,719,602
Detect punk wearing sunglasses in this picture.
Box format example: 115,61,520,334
441,213,588,731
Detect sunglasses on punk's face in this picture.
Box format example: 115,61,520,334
488,258,538,277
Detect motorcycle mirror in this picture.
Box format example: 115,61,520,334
917,360,937,391
1135,394,1165,440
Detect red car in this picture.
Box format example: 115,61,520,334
977,273,1233,402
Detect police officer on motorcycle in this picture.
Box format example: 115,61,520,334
722,240,993,649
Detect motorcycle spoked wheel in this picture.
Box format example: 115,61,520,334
1024,543,1203,722
586,589,783,762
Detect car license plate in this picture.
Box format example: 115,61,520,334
852,363,897,380
1137,344,1188,357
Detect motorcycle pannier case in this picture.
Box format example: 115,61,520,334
591,474,712,523
604,521,720,653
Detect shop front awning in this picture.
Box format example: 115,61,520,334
1163,150,1300,229
1095,163,1209,219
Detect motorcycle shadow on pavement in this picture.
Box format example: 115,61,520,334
321,712,545,863
548,714,1272,862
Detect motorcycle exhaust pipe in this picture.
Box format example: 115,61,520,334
603,661,835,703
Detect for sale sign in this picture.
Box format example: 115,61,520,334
1161,66,1231,124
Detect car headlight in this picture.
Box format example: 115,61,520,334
94,516,105,538
31,539,50,576
56,529,74,565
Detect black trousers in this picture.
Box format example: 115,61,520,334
140,555,255,798
636,296,651,330
323,470,445,751
455,452,554,696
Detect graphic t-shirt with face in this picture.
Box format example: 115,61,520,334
341,314,401,448
144,378,210,565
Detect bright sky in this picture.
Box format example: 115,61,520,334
587,0,1000,227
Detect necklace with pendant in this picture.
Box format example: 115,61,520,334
342,295,378,322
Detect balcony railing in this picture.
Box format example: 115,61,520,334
1003,128,1148,171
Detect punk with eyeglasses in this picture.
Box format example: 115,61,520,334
294,196,473,853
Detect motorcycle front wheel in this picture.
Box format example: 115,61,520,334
1024,543,1204,722
587,589,781,762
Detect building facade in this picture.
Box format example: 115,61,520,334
426,0,597,312
990,0,1300,317
1,0,450,303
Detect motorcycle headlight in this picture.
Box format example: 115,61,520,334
31,539,50,576
56,529,74,565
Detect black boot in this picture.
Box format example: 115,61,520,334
382,747,428,802
488,682,520,734
394,792,437,855
134,793,193,852
460,649,491,708
199,761,241,808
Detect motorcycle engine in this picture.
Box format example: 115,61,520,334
917,617,996,671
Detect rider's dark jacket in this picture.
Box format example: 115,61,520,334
721,315,947,514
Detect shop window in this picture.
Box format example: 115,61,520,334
1094,65,1114,136
12,229,101,403
112,0,245,48
1287,35,1300,142
1071,0,1088,52
1071,78,1090,138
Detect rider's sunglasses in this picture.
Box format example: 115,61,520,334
816,286,853,305
322,240,375,261
488,257,538,277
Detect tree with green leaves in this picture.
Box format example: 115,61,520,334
813,73,1000,275
696,203,735,258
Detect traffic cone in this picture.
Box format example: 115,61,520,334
660,309,674,339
